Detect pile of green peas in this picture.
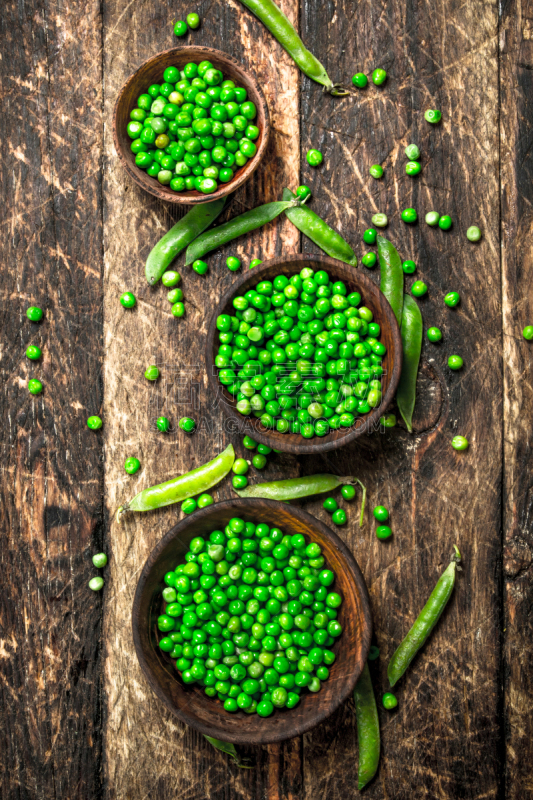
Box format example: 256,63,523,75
157,518,342,717
215,267,386,440
127,62,259,194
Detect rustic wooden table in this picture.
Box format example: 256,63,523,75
2,0,532,797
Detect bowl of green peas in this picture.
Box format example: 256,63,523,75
206,254,403,455
113,46,270,204
132,498,371,744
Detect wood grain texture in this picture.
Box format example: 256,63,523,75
102,0,299,796
501,1,533,796
0,0,104,798
299,0,503,797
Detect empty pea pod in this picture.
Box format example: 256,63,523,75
145,198,226,285
116,444,234,522
354,663,380,790
237,0,349,95
185,201,297,264
377,234,404,326
387,546,462,687
203,736,254,768
396,294,422,432
282,188,358,266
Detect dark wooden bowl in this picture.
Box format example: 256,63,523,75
113,46,270,205
206,254,403,455
132,499,372,745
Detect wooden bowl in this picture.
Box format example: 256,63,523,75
206,254,403,455
132,499,372,745
113,46,270,204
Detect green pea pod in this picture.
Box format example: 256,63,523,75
396,294,422,432
203,736,254,768
377,234,403,326
145,198,226,285
116,444,234,522
282,188,358,267
184,201,297,264
237,0,348,96
354,663,380,790
387,546,462,687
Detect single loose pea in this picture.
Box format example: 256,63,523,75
182,498,197,514
363,228,377,244
444,291,460,307
401,208,417,224
232,474,248,489
26,306,43,322
380,414,396,427
232,458,249,475
323,497,338,512
197,493,213,508
341,485,356,500
425,211,440,226
466,226,482,242
452,435,469,451
226,256,241,271
167,288,183,304
362,252,377,269
402,259,416,274
28,378,43,395
120,292,136,309
26,345,42,360
371,213,388,228
252,453,267,470
192,259,208,275
448,355,464,370
373,505,389,522
411,281,428,297
87,416,102,430
144,365,159,381
372,68,387,85
89,576,104,591
124,457,141,475
296,185,312,202
405,161,421,176
369,164,383,179
522,326,533,341
332,508,347,526
156,416,170,433
249,259,263,269
383,692,398,710
186,12,200,28
243,435,257,449
92,552,107,568
306,149,323,167
171,301,185,318
439,215,452,230
161,270,181,287
174,20,187,36
179,417,196,433
405,143,420,160
425,109,442,124
352,72,368,88
427,327,442,342
368,645,380,660
376,525,392,540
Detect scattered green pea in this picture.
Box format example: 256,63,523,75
252,453,267,470
382,692,398,710
373,505,389,522
124,457,141,475
144,365,159,381
341,485,356,501
352,72,368,88
181,497,197,514
448,355,464,370
192,259,208,275
156,416,171,433
243,435,257,449
452,435,469,451
425,109,442,124
376,525,392,540
249,259,263,269
427,327,442,343
171,300,185,318
179,417,196,433
232,474,248,489
296,185,312,202
444,291,460,307
405,161,421,176
380,413,396,427
120,292,136,309
372,68,387,85
401,208,417,224
402,260,416,274
332,508,347,526
466,226,482,242
92,552,108,568
174,20,187,36
371,213,388,228
232,458,249,475
363,228,377,244
186,12,200,28
323,497,338,512
307,149,323,167
523,326,533,341
89,576,104,591
257,444,271,455
197,493,213,508
28,379,42,395
26,306,43,322
368,645,380,660
87,416,102,430
161,270,181,287
425,211,440,226
226,256,241,271
167,288,183,304
439,215,452,230
411,281,428,297
369,164,384,179
362,252,377,269
26,345,42,360
405,144,420,160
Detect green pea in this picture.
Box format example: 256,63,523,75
306,149,323,167
401,208,417,224
92,553,108,568
369,164,383,179
402,260,416,275
448,355,464,370
427,327,442,342
372,68,387,85
186,12,200,28
26,306,43,322
411,281,427,298
360,252,377,269
120,291,136,308
26,345,42,360
87,416,102,430
323,497,338,512
197,494,214,508
425,109,442,124
380,413,396,427
444,291,460,307
373,505,389,522
405,143,420,160
171,302,185,318
226,256,241,271
233,458,249,475
252,454,267,469
522,327,533,341
182,498,197,514
88,576,104,591
425,211,440,226
452,435,469,451
371,213,388,228
332,508,347,526
363,228,377,244
376,525,392,540
296,185,312,202
161,270,181,287
124,457,141,475
439,215,452,230
466,225,482,242
405,161,421,176
352,72,368,88
174,20,187,36
382,692,398,709
156,416,170,433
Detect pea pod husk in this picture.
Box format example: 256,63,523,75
282,188,358,266
396,293,422,432
236,0,348,95
354,663,380,790
145,198,226,285
387,546,462,687
184,201,297,264
116,444,234,522
377,234,404,326
203,736,254,768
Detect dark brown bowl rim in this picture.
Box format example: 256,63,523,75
113,46,270,205
205,254,403,455
131,498,372,744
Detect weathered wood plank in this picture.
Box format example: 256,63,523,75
501,1,533,797
101,0,299,796
0,0,104,798
299,0,502,797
